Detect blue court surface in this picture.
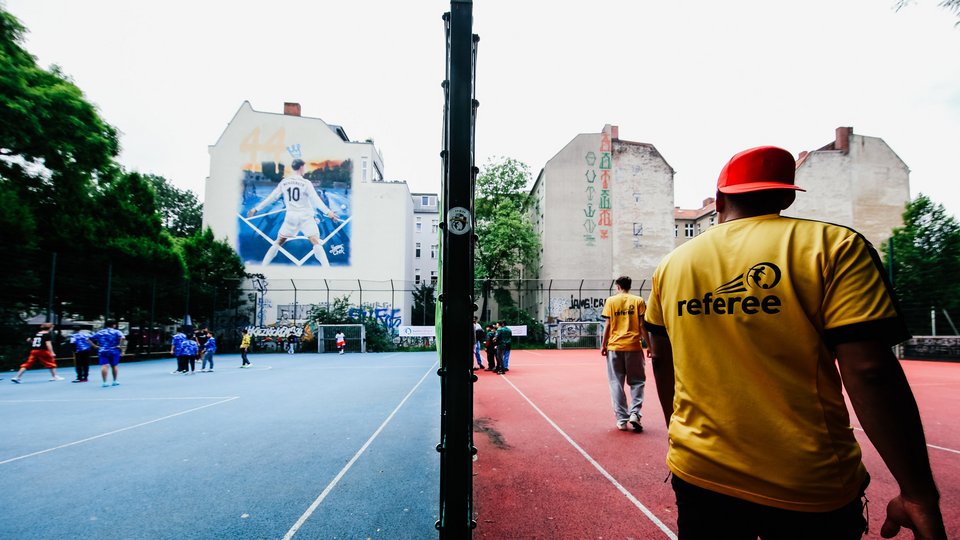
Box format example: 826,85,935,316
1,352,440,539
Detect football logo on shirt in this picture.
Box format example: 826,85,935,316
678,262,783,317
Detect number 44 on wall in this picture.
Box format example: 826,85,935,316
240,127,286,171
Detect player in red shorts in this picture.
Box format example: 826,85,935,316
11,322,64,383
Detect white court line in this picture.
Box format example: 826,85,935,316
0,396,239,465
283,361,437,540
0,397,236,403
500,375,678,540
852,426,960,455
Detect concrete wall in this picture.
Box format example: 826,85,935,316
529,125,675,322
787,133,909,248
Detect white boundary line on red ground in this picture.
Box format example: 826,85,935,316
853,427,960,455
283,359,437,539
500,375,678,540
0,396,239,465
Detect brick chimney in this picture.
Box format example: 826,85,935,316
611,125,619,140
835,126,852,154
284,102,302,116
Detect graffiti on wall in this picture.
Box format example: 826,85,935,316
236,127,353,266
547,295,606,322
347,302,403,328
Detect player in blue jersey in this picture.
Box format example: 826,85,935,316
170,327,188,374
200,330,217,372
90,320,125,387
69,325,94,382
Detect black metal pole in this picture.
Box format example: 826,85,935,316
47,252,57,323
438,1,477,537
105,261,113,321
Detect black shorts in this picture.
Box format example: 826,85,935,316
671,474,868,540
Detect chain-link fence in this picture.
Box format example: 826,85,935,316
4,263,957,367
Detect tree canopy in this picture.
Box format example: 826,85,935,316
883,194,960,335
474,157,540,318
0,9,247,365
474,157,540,281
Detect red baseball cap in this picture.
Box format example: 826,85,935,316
716,146,805,194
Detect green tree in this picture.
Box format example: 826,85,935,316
144,174,202,237
883,194,960,335
411,282,437,325
175,227,249,329
474,157,540,319
1,11,118,200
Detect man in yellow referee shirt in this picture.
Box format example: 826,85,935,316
601,276,650,432
646,146,945,539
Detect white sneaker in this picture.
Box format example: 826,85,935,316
628,413,643,432
616,421,629,431
50,376,64,381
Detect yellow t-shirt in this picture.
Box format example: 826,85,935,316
602,293,646,352
645,215,908,512
240,334,251,349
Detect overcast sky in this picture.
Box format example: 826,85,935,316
5,0,958,217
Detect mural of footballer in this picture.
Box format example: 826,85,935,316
247,158,341,265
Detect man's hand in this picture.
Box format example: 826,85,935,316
327,211,340,223
881,495,947,540
247,208,257,217
600,346,607,356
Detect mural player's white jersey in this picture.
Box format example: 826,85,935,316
253,175,333,216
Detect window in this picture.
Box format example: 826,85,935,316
696,223,702,235
415,269,421,284
416,217,422,232
685,223,694,238
709,216,715,227
430,271,437,285
633,236,642,248
421,195,431,206
415,242,421,258
633,192,642,204
633,223,643,236
674,224,679,238
430,244,438,259
431,219,438,233
361,158,369,182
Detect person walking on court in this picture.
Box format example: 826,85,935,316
11,323,63,383
645,146,946,539
472,316,485,370
200,330,217,372
90,320,125,388
335,330,346,354
600,275,650,433
69,325,94,382
240,328,252,367
495,321,512,374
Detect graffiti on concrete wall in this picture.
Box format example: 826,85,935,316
348,303,402,328
547,295,606,321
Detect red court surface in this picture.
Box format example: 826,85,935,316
473,350,960,539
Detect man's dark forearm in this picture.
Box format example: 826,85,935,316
649,334,675,429
837,342,940,503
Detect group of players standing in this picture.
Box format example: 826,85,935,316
170,327,218,374
472,317,512,375
9,321,125,387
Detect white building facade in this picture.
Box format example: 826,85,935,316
203,102,415,328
